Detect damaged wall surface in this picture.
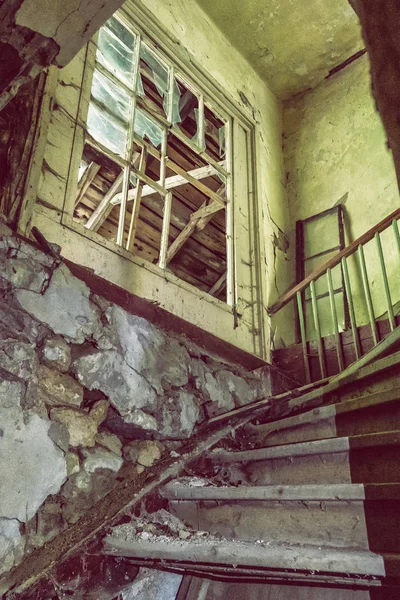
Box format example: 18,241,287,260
0,0,125,110
282,54,399,339
0,225,272,578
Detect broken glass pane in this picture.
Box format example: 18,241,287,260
137,43,169,118
174,78,200,146
134,107,163,148
87,101,128,156
91,69,131,125
204,104,226,159
97,16,137,88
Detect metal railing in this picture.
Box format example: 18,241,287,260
268,207,400,383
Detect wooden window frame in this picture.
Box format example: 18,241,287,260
61,10,237,306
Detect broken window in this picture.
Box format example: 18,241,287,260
71,13,232,304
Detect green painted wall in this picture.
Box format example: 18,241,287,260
282,54,399,342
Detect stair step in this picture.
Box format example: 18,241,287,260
162,482,366,501
210,432,400,486
252,387,400,447
104,533,385,579
212,431,400,463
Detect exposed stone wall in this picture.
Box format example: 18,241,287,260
0,224,272,577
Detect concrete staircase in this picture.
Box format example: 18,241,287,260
105,349,400,599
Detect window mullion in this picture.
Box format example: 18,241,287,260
117,33,142,247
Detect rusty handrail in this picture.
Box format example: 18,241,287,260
268,206,400,316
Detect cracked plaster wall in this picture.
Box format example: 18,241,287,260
283,54,399,337
0,223,272,577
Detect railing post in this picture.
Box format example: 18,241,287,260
341,257,361,360
310,280,326,379
296,292,311,383
393,218,400,260
327,268,344,372
374,232,395,331
358,244,379,346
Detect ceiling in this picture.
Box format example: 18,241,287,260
195,0,364,99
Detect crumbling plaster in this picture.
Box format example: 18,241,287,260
283,54,399,337
194,0,364,99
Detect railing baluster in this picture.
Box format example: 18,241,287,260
358,244,379,346
393,218,400,259
310,280,326,379
327,268,344,371
375,232,395,331
341,257,361,360
296,292,311,383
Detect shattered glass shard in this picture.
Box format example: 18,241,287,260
134,107,164,148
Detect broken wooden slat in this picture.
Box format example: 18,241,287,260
160,482,366,502
209,271,226,297
103,536,385,578
110,163,223,205
158,191,173,269
84,172,124,231
165,199,224,265
75,162,101,208
126,147,147,253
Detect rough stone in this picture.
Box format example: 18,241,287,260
48,421,70,452
72,349,158,419
0,518,24,576
27,502,64,549
15,263,102,344
0,237,55,293
82,447,123,473
204,371,235,411
95,431,122,456
0,380,67,522
36,364,83,408
108,306,190,393
0,299,43,344
50,399,109,447
61,470,116,524
158,391,201,438
66,452,80,476
122,568,182,600
124,440,164,467
215,369,255,408
0,339,38,381
41,335,71,371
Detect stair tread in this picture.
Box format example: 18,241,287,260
252,386,400,440
211,430,400,463
104,531,385,577
162,482,400,501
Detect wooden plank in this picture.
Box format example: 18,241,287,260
209,271,226,296
84,173,124,231
165,157,226,206
103,537,385,577
160,482,366,501
110,162,223,205
75,162,101,207
126,147,147,253
158,191,172,269
268,206,400,315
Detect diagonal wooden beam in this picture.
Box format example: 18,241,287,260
84,172,124,231
0,416,254,598
110,162,224,205
209,271,226,297
75,162,100,208
165,198,224,265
